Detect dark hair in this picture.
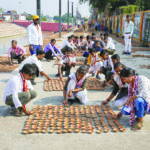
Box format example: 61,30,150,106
96,40,101,45
120,68,136,77
68,36,72,40
86,35,91,40
65,47,72,52
80,36,84,39
114,62,125,70
111,54,120,60
71,35,74,38
51,39,56,43
104,37,108,40
100,50,108,57
106,71,115,82
37,50,45,55
92,32,96,36
12,40,17,44
126,15,130,18
88,48,96,54
100,33,103,36
21,64,35,76
75,36,78,39
77,65,88,75
104,33,109,37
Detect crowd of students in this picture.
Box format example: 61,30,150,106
3,15,150,131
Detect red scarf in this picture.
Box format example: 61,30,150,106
20,73,27,92
20,73,27,109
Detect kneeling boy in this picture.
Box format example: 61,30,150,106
3,64,37,116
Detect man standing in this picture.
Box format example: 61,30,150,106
27,15,43,55
123,15,134,55
8,40,26,65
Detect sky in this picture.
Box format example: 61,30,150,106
0,0,90,17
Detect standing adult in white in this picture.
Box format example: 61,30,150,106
27,15,43,55
123,15,134,55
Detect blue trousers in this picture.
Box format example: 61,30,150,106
29,45,42,55
121,97,150,118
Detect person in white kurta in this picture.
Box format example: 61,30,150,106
123,15,134,55
63,66,89,105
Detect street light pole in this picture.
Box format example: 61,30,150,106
67,0,69,32
59,0,61,38
36,0,41,24
72,2,74,31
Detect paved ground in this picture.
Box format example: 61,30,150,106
0,31,150,150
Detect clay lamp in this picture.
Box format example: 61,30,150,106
22,130,29,135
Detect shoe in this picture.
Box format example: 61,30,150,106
68,99,74,105
56,73,60,77
92,73,95,77
122,52,127,55
127,52,131,55
31,80,36,85
96,75,101,80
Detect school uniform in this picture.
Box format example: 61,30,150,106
88,52,102,74
64,73,89,104
124,21,134,53
112,74,128,107
61,40,76,51
3,73,37,109
122,75,150,119
104,38,115,50
59,55,76,75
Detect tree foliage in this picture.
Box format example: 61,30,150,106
79,0,150,14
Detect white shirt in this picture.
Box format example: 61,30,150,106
27,23,43,45
3,73,33,108
124,21,134,36
104,38,115,49
19,55,43,72
86,41,94,48
61,40,76,50
78,40,86,47
59,55,76,65
103,55,114,72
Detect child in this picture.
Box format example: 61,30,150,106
94,41,104,52
3,64,37,116
100,50,114,76
87,48,102,79
101,53,120,87
63,65,89,105
119,68,150,130
57,48,76,80
102,62,128,107
78,36,87,51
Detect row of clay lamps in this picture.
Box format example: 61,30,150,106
44,78,105,92
22,105,125,134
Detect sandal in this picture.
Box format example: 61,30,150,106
133,121,143,130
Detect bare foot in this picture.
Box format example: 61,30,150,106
117,112,123,120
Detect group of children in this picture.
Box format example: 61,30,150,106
3,31,150,130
